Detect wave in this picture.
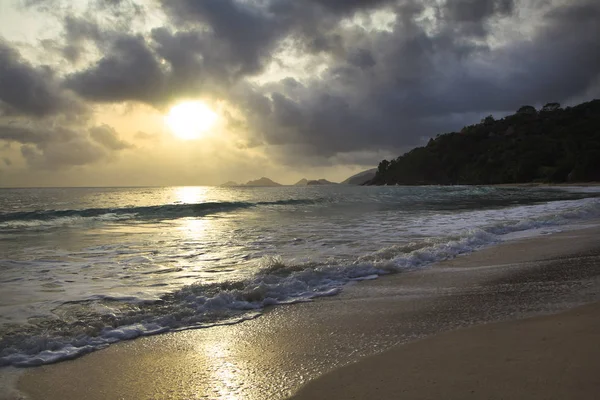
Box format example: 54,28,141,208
0,198,322,228
2,197,600,367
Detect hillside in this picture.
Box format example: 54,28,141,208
245,177,282,187
369,100,600,185
295,178,337,186
220,181,240,187
307,179,337,185
342,168,377,185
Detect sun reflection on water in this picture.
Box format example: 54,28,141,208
174,186,210,204
173,187,213,241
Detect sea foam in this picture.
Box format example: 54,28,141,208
2,196,600,367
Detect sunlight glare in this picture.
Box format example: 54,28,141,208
165,101,218,140
174,186,209,204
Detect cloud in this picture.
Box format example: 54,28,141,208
61,15,104,63
444,0,515,37
161,0,285,75
8,0,600,172
65,34,166,104
90,124,133,150
0,41,82,117
0,123,77,144
0,122,130,169
306,0,393,14
134,131,157,141
20,138,107,169
226,0,600,160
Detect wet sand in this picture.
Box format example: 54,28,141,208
292,301,600,400
12,225,600,399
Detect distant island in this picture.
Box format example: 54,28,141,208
368,99,600,185
245,177,282,187
220,177,282,187
220,181,240,187
219,172,377,187
295,178,338,186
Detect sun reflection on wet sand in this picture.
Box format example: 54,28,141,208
172,187,252,399
201,341,245,399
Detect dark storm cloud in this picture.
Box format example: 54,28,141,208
406,0,600,114
64,0,394,105
443,0,515,36
347,49,376,69
0,124,53,144
150,28,239,99
227,0,600,163
27,0,600,166
61,15,104,63
65,34,166,103
306,0,393,13
0,122,130,169
0,41,79,117
0,123,96,169
20,139,107,169
445,0,514,22
162,0,285,75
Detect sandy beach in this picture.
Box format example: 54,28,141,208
292,301,600,400
10,225,600,399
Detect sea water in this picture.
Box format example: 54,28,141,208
1,185,599,367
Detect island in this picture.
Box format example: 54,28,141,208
295,178,338,186
220,181,240,187
220,177,283,187
368,99,600,185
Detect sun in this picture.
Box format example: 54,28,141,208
165,101,218,140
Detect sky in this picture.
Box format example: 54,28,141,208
0,0,598,187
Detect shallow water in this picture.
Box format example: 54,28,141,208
1,185,599,366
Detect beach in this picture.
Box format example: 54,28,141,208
292,301,600,400
11,224,600,399
2,0,599,396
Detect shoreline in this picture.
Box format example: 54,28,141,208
2,182,600,189
8,225,600,399
362,182,600,187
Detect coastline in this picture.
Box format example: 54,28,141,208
10,225,600,399
491,182,600,187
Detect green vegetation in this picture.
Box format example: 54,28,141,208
369,99,600,185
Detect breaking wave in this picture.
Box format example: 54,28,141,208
0,198,323,228
1,196,600,367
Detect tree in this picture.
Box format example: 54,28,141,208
481,115,495,125
542,102,561,112
377,159,390,174
517,105,537,115
367,99,600,185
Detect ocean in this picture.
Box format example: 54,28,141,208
1,185,599,367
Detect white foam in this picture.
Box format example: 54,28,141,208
0,213,132,229
2,196,600,368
